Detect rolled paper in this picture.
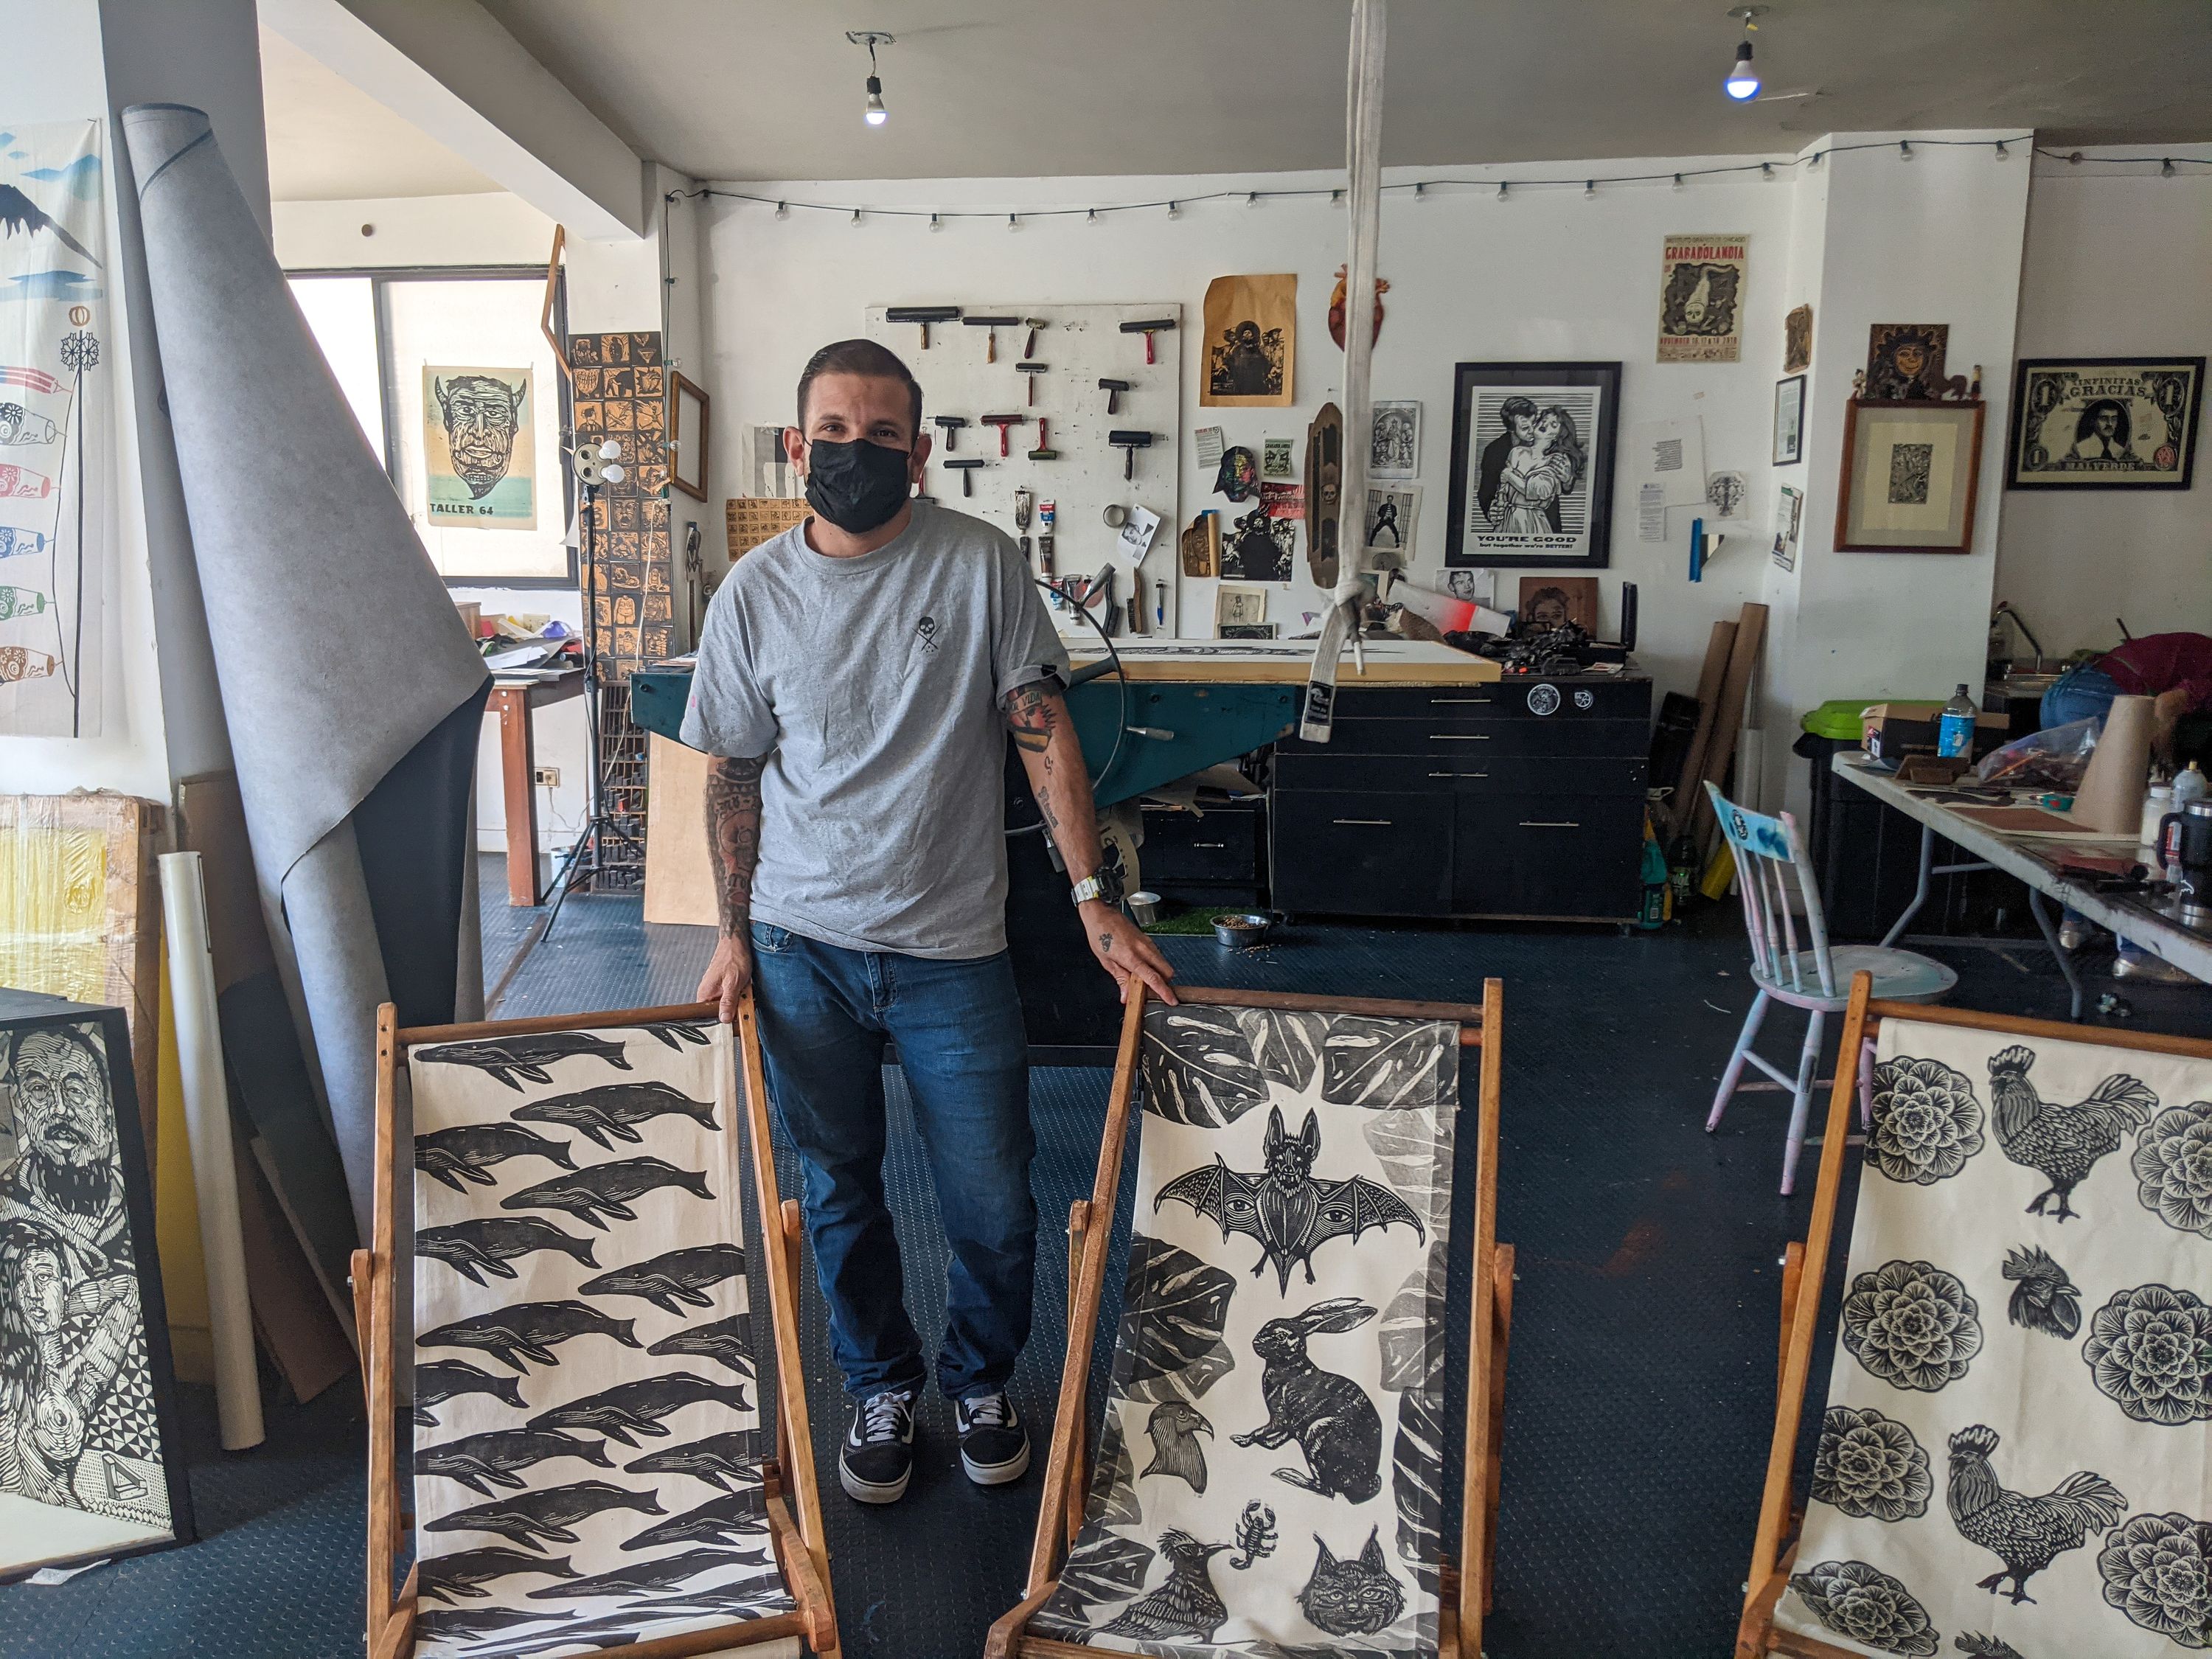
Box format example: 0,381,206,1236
159,852,266,1452
2072,693,2154,835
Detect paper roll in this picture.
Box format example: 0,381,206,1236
2073,693,2154,836
159,852,265,1451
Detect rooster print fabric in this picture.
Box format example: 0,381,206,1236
1781,1020,2212,1657
1033,1004,1461,1658
406,1020,793,1659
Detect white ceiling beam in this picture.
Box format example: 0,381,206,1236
260,0,646,239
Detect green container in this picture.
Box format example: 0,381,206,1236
1801,698,1896,742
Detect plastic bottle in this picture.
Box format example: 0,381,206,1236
1936,683,1978,759
2174,761,2208,808
2141,782,2174,852
1638,823,1669,930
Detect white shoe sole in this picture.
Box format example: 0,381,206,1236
961,1436,1031,1486
839,1454,911,1504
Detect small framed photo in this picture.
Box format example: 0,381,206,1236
1773,375,1806,465
1369,400,1420,479
668,369,711,501
1836,399,1986,554
2006,357,2204,490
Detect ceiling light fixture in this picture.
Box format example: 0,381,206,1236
1723,7,1765,102
847,29,894,127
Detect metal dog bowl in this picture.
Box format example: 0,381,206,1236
1127,891,1161,926
1212,912,1273,948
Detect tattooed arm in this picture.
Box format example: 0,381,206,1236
696,753,767,1021
1006,680,1177,1006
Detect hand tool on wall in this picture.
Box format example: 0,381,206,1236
943,457,985,495
1097,378,1130,415
1026,418,1058,461
962,314,1020,362
1108,429,1154,479
1120,317,1176,364
1016,361,1047,406
887,305,961,349
1014,487,1033,530
1037,533,1055,577
981,413,1027,456
931,414,969,452
1023,318,1049,356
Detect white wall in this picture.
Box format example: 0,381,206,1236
1993,145,2212,661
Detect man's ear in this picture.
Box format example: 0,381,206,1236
782,425,805,472
909,431,933,479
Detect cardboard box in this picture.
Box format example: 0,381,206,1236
1861,702,2009,764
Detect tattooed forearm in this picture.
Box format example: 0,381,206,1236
1009,682,1105,886
1004,681,1058,755
703,754,766,936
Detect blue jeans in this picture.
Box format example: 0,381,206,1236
748,922,1035,1401
2042,664,2122,729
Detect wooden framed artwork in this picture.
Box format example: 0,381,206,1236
2006,355,2204,490
1773,375,1806,466
1782,304,1812,374
668,369,711,502
1445,361,1621,571
1836,398,1984,554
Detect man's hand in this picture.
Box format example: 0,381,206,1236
1083,902,1178,1005
698,932,754,1024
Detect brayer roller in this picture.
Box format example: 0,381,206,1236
887,305,961,348
1108,430,1154,480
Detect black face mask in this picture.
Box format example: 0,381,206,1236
804,437,913,533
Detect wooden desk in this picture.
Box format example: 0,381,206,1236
488,669,584,905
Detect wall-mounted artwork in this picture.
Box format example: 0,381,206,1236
1362,482,1419,556
1657,234,1747,364
422,366,536,530
668,370,710,503
1773,375,1806,466
1837,399,1985,554
1784,304,1812,375
1201,275,1293,408
1446,361,1620,571
2006,357,2203,491
1519,576,1600,633
1370,401,1419,480
1864,323,1952,402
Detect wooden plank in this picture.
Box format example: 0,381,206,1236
1483,1240,1514,1615
1169,984,1487,1024
1864,998,2212,1060
644,731,716,927
366,1004,399,1647
1458,977,1505,1652
1666,619,1737,836
492,685,540,906
397,1000,716,1045
1066,653,1505,685
1691,603,1769,853
234,1137,353,1402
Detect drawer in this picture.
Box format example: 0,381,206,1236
1453,796,1645,919
1334,679,1652,723
1270,790,1453,918
1273,750,1648,796
1138,803,1260,886
1280,717,1650,760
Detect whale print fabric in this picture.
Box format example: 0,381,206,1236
408,1020,792,1659
1033,1004,1461,1657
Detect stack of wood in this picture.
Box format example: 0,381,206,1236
1661,602,1769,860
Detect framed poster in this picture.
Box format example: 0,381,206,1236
1657,234,1748,363
422,366,535,529
1200,274,1293,408
1370,400,1420,479
1837,399,1985,554
668,369,710,501
2006,356,2204,490
1773,375,1806,465
1770,484,1803,570
1445,361,1620,570
1363,481,1419,554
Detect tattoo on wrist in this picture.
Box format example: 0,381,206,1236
703,755,765,936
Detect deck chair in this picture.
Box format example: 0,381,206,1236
1739,971,2212,1658
1705,782,1957,1195
986,982,1513,1659
360,996,840,1659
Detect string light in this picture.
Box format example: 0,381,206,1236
1495,181,1509,201
1007,212,1018,229
1993,140,2008,160
1760,161,1775,180
928,212,941,232
775,201,788,219
1672,173,1684,189
2163,157,2177,176
1584,180,1596,199
1166,200,1180,219
1246,190,1259,207
1899,139,1913,159
1413,181,1426,198
1087,208,1098,223
850,208,861,226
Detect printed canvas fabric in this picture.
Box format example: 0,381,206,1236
1780,1019,2212,1657
407,1020,791,1659
1034,1005,1461,1657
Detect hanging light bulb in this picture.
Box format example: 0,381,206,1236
865,79,888,125
848,31,894,128
1722,6,1765,101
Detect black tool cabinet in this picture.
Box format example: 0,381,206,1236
1268,671,1652,922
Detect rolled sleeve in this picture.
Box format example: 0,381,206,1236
992,540,1070,704
680,585,778,758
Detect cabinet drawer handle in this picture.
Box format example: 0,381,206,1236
1192,841,1227,849
1518,819,1582,829
1430,733,1491,742
1428,771,1489,779
1428,696,1494,705
1332,818,1393,826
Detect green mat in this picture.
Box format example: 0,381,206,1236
1141,905,1242,936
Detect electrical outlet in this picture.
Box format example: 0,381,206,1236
533,767,560,788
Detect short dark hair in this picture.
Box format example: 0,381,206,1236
796,338,923,438
1501,396,1538,422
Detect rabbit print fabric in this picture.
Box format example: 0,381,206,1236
1780,1020,2212,1658
406,1021,793,1659
1034,1005,1460,1657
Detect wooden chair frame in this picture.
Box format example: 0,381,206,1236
1736,971,2212,1658
985,981,1514,1659
361,996,841,1659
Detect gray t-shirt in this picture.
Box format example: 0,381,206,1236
680,499,1068,959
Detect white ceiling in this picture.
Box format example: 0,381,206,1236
260,27,500,201
466,0,2212,183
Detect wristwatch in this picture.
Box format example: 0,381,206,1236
1070,866,1125,908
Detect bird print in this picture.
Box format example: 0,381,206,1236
2001,1244,2081,1338
1141,1399,1212,1492
1986,1045,2157,1220
1096,1530,1232,1644
1954,1636,2027,1659
1946,1423,2126,1604
0,184,100,266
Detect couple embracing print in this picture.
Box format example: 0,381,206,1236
1475,394,1585,537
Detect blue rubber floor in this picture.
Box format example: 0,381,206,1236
1,857,2204,1658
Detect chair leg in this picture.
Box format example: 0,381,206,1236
1708,990,1771,1132
1779,1008,1826,1197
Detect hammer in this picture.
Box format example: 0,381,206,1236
1120,317,1176,364
1016,362,1047,407
1098,378,1130,415
962,314,1020,362
981,414,1027,457
1023,318,1049,356
1108,429,1154,480
886,305,961,349
931,414,969,453
1026,418,1058,461
942,458,985,496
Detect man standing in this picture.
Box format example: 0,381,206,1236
683,338,1176,1507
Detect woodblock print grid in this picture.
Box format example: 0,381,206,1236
570,331,672,677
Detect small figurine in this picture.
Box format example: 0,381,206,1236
1970,364,1983,399
1851,369,1865,400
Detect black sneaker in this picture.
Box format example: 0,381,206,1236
839,1388,917,1504
955,1391,1030,1486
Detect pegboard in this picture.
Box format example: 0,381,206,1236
865,302,1183,638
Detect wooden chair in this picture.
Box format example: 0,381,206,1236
361,996,839,1659
1705,782,1957,1194
1739,972,2212,1657
984,982,1512,1659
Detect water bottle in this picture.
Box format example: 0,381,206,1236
2174,761,2208,808
1936,683,1977,759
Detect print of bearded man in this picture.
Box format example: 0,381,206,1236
0,1026,128,1270
434,373,527,498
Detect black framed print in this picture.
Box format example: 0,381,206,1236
1445,361,1621,570
1773,374,1806,465
2007,356,2203,490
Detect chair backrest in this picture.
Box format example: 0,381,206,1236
1706,780,1835,999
